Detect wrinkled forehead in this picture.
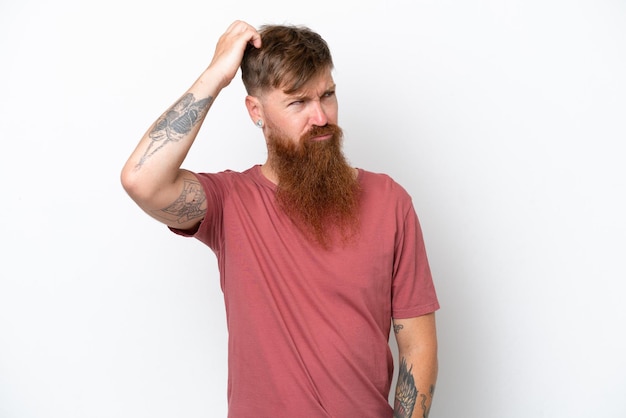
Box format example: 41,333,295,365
278,66,335,96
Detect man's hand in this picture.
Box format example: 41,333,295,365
209,20,262,89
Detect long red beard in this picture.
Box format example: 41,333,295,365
267,124,361,248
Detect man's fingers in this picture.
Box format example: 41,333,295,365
226,20,261,48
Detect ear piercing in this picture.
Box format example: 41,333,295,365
256,120,264,128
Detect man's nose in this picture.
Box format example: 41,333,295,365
309,101,328,126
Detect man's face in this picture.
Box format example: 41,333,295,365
259,67,338,148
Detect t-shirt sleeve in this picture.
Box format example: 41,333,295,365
390,196,440,319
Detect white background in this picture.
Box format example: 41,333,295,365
1,0,625,417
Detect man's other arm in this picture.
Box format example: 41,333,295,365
392,313,438,418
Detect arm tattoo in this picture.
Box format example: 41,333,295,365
153,178,206,224
137,93,212,168
394,357,417,418
419,385,435,418
394,360,435,418
394,324,404,334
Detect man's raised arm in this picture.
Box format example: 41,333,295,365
120,20,261,230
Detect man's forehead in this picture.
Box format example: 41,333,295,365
281,73,336,97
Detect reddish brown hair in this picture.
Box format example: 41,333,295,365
241,24,333,95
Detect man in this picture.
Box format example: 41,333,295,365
121,20,439,418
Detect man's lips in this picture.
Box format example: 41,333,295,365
309,133,333,141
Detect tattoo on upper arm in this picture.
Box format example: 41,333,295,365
136,93,212,169
152,178,206,224
394,323,404,334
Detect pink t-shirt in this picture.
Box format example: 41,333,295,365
171,165,439,418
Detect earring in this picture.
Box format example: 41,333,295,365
256,120,263,128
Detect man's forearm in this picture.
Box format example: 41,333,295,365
135,92,212,171
126,69,221,180
393,351,437,418
121,68,221,207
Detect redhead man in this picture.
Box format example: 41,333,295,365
121,20,439,418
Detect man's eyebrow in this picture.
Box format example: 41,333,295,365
283,84,336,101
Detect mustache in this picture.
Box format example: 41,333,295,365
302,124,342,142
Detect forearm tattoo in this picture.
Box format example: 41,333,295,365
394,357,417,418
152,178,206,224
394,357,435,418
136,93,212,168
419,385,435,418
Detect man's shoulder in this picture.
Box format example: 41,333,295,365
195,165,262,184
358,169,417,219
358,168,410,196
193,165,274,202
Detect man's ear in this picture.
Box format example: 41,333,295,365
245,95,263,125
